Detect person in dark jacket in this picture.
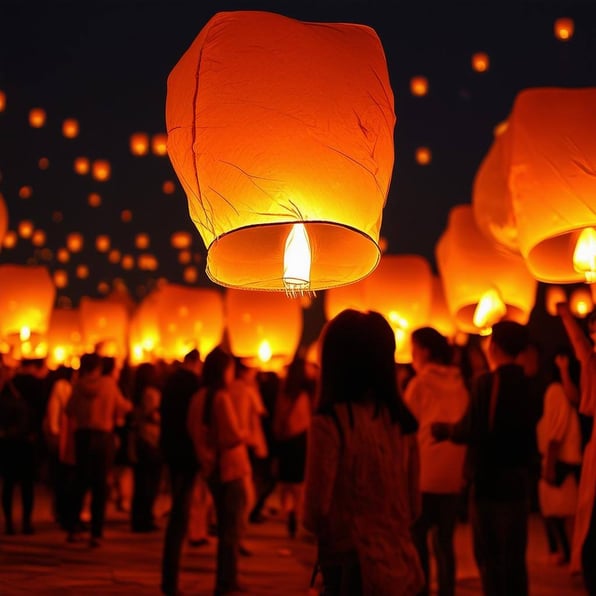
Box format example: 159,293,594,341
432,320,537,596
160,349,202,596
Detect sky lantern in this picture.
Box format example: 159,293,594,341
137,253,158,271
151,133,168,156
46,308,83,370
130,132,149,156
3,230,17,249
436,204,537,335
0,265,55,359
76,264,89,279
225,288,302,371
38,158,49,170
415,147,432,165
554,17,574,41
29,107,46,128
362,254,433,362
323,280,366,322
135,233,150,250
56,247,70,263
0,90,5,111
95,235,110,252
121,209,133,223
80,297,129,357
570,286,593,318
508,88,596,283
18,219,34,239
545,285,567,316
472,121,519,255
92,159,111,181
166,11,395,292
31,229,45,247
183,266,198,283
62,118,79,138
66,232,83,253
19,185,33,199
121,254,134,270
88,192,102,207
171,230,192,250
74,157,90,175
53,269,68,288
162,180,175,194
156,284,224,362
471,52,490,72
108,249,121,264
410,76,428,96
178,250,191,265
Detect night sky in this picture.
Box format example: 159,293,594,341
1,0,595,346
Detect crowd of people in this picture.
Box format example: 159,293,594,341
0,302,594,596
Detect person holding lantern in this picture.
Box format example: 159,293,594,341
556,302,596,594
303,309,424,595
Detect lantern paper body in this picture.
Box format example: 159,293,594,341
80,297,129,358
472,123,519,255
225,289,302,371
47,308,83,369
436,204,537,334
427,276,458,340
156,284,224,363
362,254,432,363
166,11,395,290
128,291,161,365
508,88,596,282
0,265,55,357
323,281,366,322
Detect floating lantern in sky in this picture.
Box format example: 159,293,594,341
171,230,192,250
183,266,198,284
66,232,83,253
225,288,302,371
137,253,158,271
18,186,32,199
410,76,428,96
92,159,111,182
166,11,395,291
108,249,121,264
121,210,133,223
507,88,596,283
570,286,593,318
554,17,574,41
151,133,168,156
362,254,433,362
88,192,102,207
545,285,567,316
46,307,83,370
38,158,49,170
62,118,79,138
436,204,537,335
162,180,175,195
32,229,45,247
178,250,191,265
74,157,90,175
56,247,70,263
3,230,17,249
76,264,89,279
95,235,110,252
0,90,5,111
29,108,46,128
415,147,432,165
121,254,134,270
135,233,150,250
18,220,34,239
53,269,68,288
130,132,149,156
471,52,490,72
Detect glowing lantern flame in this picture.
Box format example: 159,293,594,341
473,288,506,333
570,287,593,318
283,223,311,295
554,17,574,41
20,326,31,341
258,339,272,363
573,227,596,283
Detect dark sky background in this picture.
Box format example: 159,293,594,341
1,0,595,347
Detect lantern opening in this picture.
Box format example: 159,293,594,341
573,227,596,283
473,288,507,333
283,223,311,296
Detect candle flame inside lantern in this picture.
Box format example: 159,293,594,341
473,288,506,334
258,339,272,364
573,227,596,283
283,223,311,295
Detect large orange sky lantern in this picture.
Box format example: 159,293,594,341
166,11,395,291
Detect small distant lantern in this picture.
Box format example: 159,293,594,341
92,160,111,181
130,132,150,156
95,235,110,252
162,180,175,194
507,88,596,283
570,286,593,318
56,247,70,263
121,210,132,223
151,133,168,156
76,264,89,279
166,11,395,291
62,118,79,138
545,285,567,316
178,250,191,265
97,281,110,294
29,108,46,128
66,232,84,253
0,90,5,111
436,204,537,334
74,157,90,175
554,17,574,41
19,186,33,199
88,192,102,207
18,220,34,239
31,229,46,247
52,211,63,223
183,266,198,283
121,254,135,270
410,76,428,97
135,233,150,250
171,230,192,250
415,147,432,165
225,288,303,371
108,249,121,264
472,52,490,72
138,254,158,271
80,297,129,357
53,269,68,288
3,230,17,249
38,158,49,170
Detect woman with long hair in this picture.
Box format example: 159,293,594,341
303,309,424,595
187,346,251,595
